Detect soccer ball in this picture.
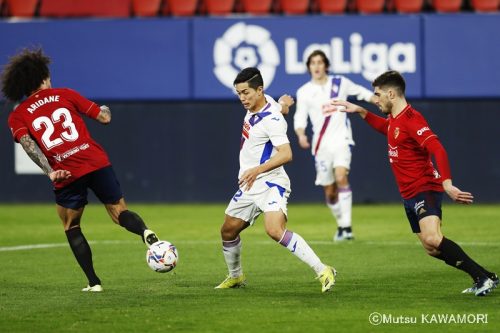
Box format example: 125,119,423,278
146,241,178,273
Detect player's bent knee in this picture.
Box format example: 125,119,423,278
422,235,441,250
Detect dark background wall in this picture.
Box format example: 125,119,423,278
1,99,499,203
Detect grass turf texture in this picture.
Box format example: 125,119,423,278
0,203,498,333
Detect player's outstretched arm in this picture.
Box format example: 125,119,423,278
96,105,111,124
329,100,368,118
19,134,71,182
443,179,474,204
238,143,292,191
278,94,294,116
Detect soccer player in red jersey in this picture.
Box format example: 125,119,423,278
1,48,160,292
330,70,497,296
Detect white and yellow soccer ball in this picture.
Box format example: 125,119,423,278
146,241,178,273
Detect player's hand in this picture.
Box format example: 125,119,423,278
238,167,261,191
297,134,310,149
443,181,474,204
49,170,72,183
278,94,294,115
322,102,345,115
330,99,362,113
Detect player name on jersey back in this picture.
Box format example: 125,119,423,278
26,95,60,113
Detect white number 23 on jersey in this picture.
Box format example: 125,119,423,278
32,108,79,150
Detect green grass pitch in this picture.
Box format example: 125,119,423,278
0,203,498,332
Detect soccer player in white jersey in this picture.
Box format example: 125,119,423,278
294,50,376,241
215,67,336,292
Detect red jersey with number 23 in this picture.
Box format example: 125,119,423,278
8,88,111,189
365,105,444,199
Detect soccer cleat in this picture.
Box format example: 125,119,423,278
82,284,103,292
462,273,499,294
214,274,246,289
143,229,159,247
334,227,354,242
474,277,495,296
317,266,337,293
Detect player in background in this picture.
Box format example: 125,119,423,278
215,67,336,293
1,48,160,292
294,50,376,242
329,70,498,296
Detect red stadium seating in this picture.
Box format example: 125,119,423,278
167,0,198,16
431,0,462,12
394,0,423,12
40,0,131,17
317,0,347,14
241,0,273,14
470,0,499,12
133,0,162,16
203,0,235,15
356,0,385,13
279,0,309,14
5,0,38,17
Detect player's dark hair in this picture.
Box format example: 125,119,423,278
306,50,330,74
1,48,51,101
372,70,406,96
233,67,264,90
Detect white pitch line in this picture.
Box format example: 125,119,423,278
0,239,498,252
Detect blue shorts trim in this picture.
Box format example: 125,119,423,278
54,166,123,209
403,191,443,233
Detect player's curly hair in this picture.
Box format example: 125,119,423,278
1,48,51,101
233,67,264,90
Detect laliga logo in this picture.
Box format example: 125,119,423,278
213,22,280,90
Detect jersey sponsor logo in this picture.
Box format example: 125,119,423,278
214,23,280,90
388,144,398,158
417,126,430,136
53,143,89,163
394,127,400,139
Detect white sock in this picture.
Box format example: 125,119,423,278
222,236,242,278
279,230,325,275
327,200,342,226
338,186,352,228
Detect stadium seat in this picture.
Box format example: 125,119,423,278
203,0,235,15
317,0,347,14
355,0,385,13
394,0,423,12
241,0,273,14
133,0,162,16
40,0,131,17
167,0,198,16
470,0,499,12
5,0,38,17
279,0,309,14
431,0,462,12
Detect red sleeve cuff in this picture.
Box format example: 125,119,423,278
85,103,101,119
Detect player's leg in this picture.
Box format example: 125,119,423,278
332,145,354,241
216,190,253,289
89,166,158,246
316,155,343,239
55,175,102,291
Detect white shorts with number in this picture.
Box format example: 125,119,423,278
225,174,291,225
314,145,352,186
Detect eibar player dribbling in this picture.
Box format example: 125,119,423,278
215,67,336,292
329,70,497,296
1,48,160,292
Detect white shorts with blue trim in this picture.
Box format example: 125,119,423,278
225,174,290,225
314,144,352,186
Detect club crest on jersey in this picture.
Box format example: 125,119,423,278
394,127,400,139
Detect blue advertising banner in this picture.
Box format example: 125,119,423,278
423,14,500,98
192,16,422,99
0,19,191,100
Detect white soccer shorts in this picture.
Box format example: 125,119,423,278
225,175,290,225
314,144,352,186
